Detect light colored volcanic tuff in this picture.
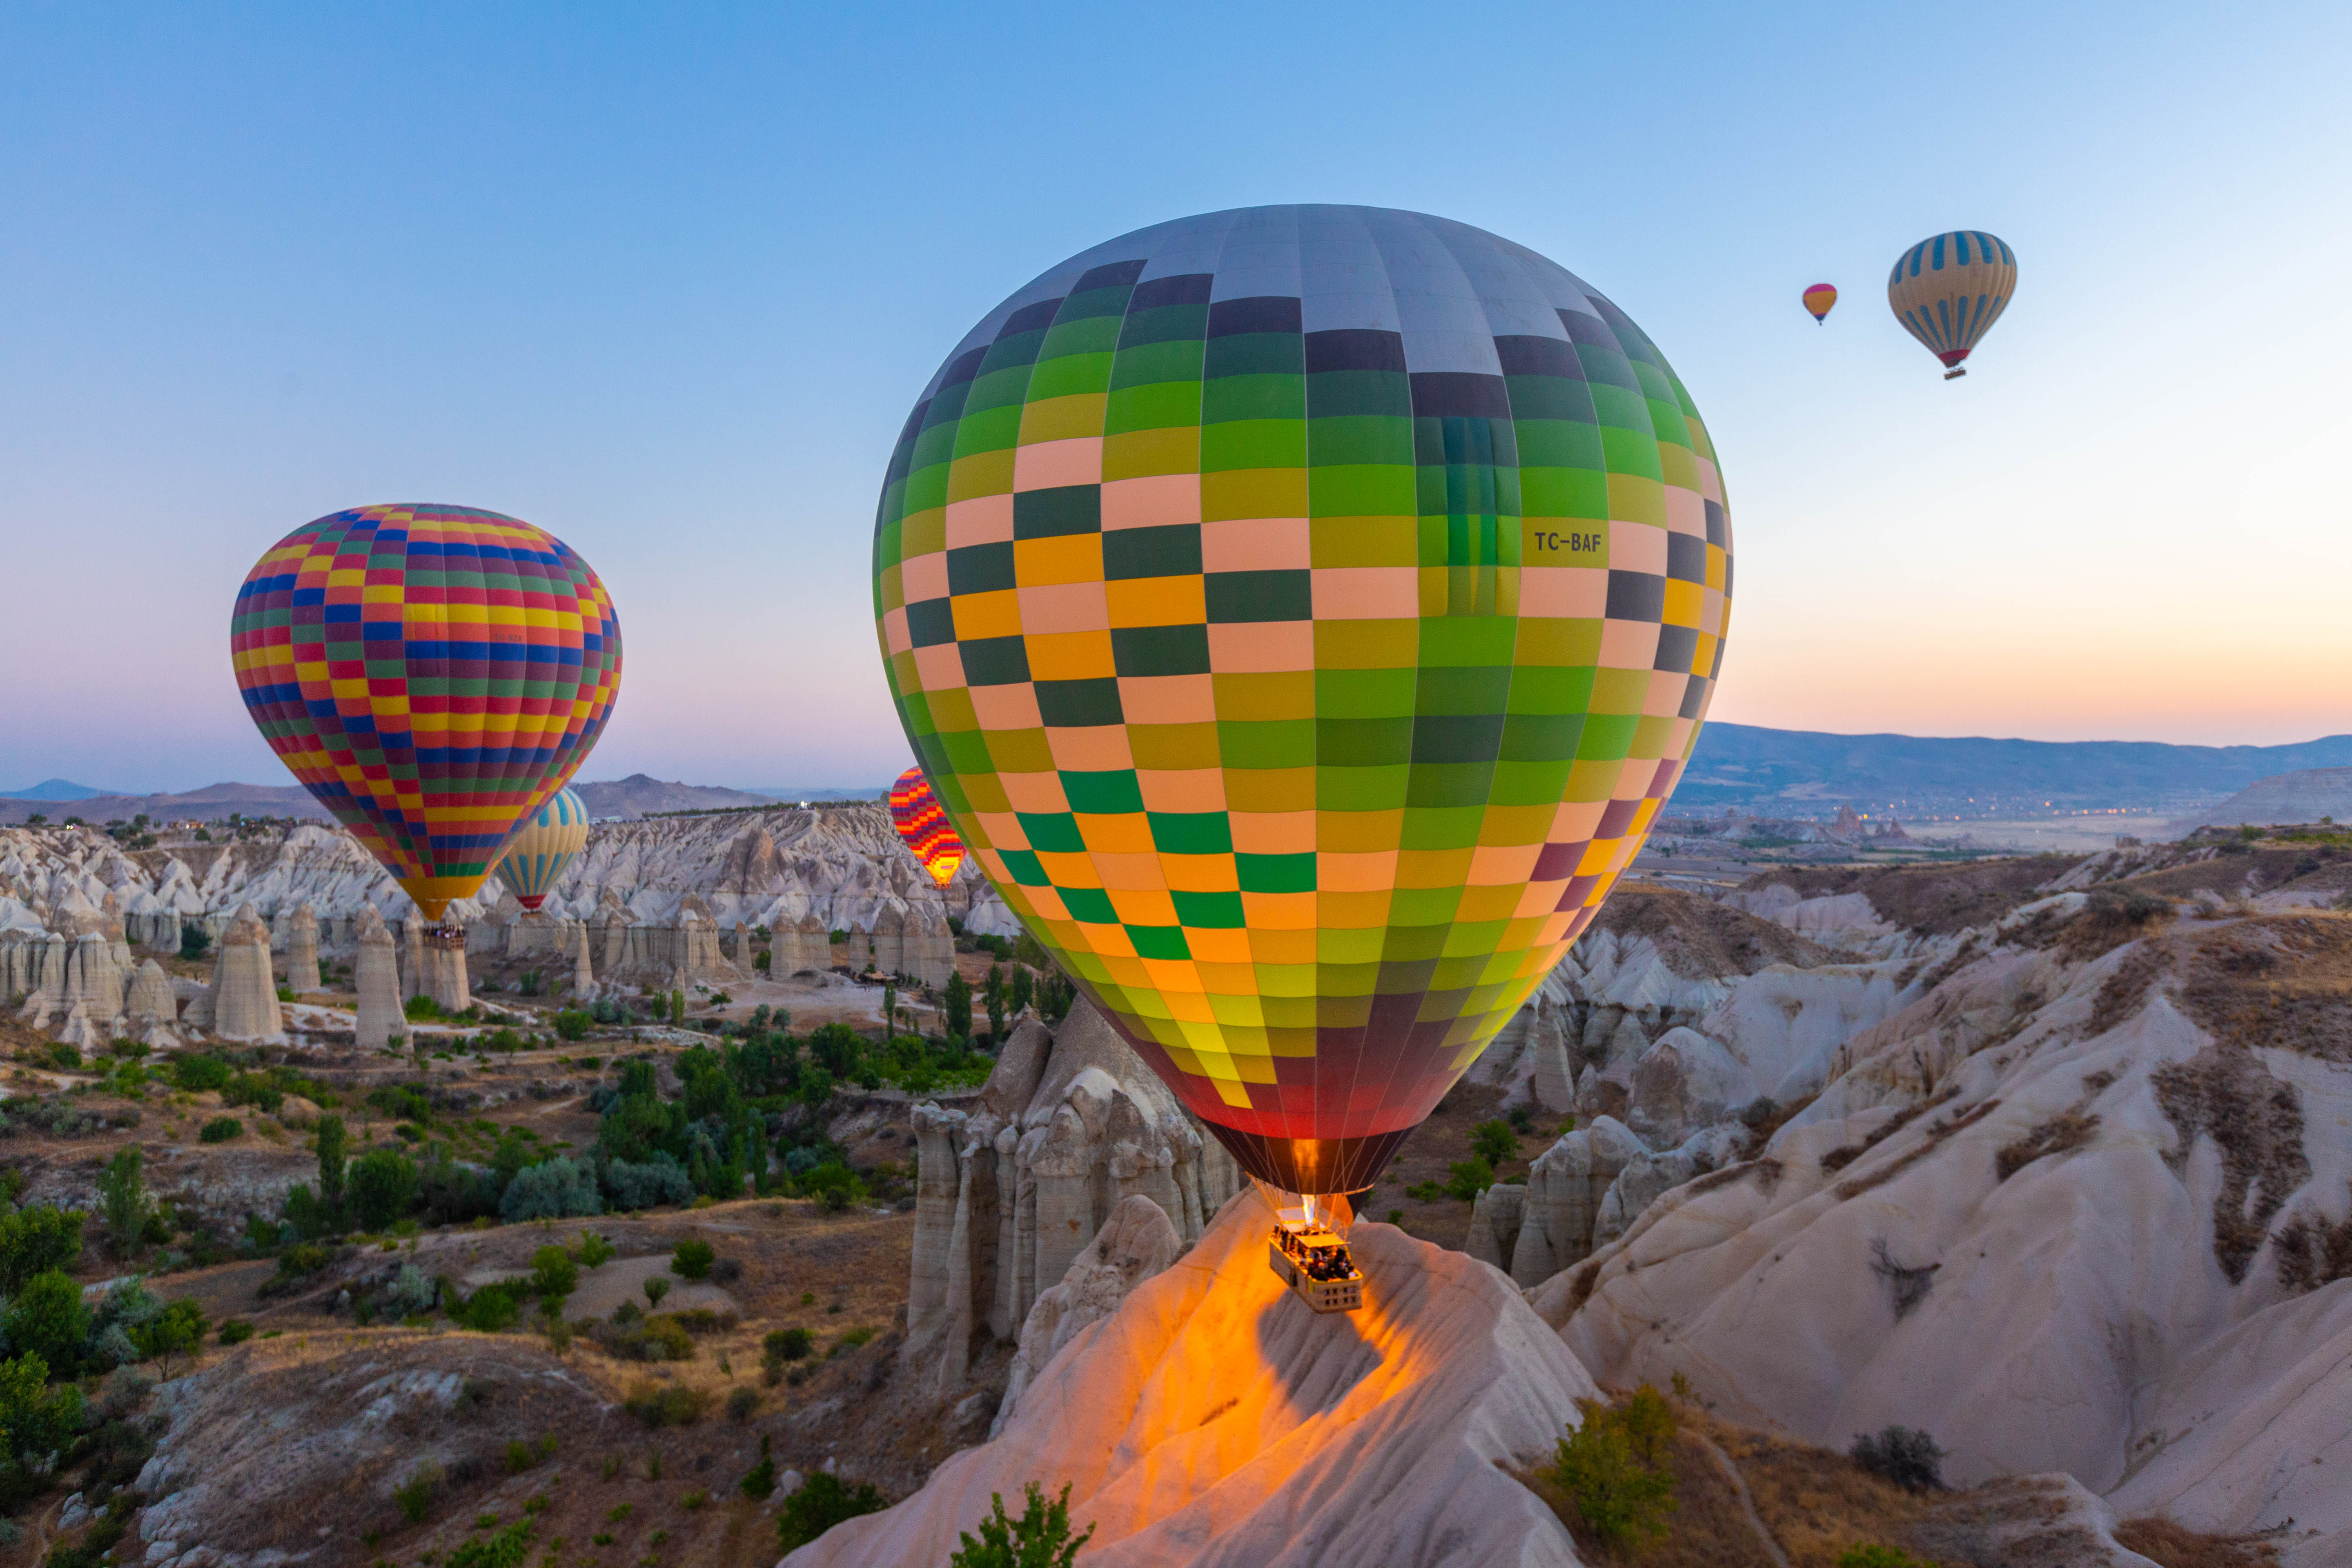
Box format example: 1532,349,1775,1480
789,1187,1601,1568
2178,765,2352,829
1471,856,2352,1566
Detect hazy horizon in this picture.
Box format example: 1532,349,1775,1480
5,2,2348,793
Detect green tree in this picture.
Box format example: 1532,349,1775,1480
347,1148,421,1230
775,1471,885,1552
984,964,1007,1045
1549,1390,1678,1546
1470,1118,1518,1166
880,982,897,1039
1442,1156,1494,1200
944,969,972,1045
0,1205,83,1294
96,1145,153,1258
1837,1548,1928,1568
668,989,686,1027
1010,965,1033,1017
130,1298,209,1378
6,1270,89,1373
950,1482,1096,1568
0,1352,83,1503
529,1245,579,1303
315,1114,347,1220
672,1238,716,1280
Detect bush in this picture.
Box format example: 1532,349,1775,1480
499,1156,602,1222
552,1009,592,1042
1470,1118,1518,1165
1548,1387,1677,1546
217,1318,254,1345
572,1231,617,1268
1837,1548,1928,1568
593,1312,695,1363
446,1520,535,1568
950,1482,1096,1568
726,1385,760,1422
179,928,210,960
1442,1156,1493,1201
1850,1426,1946,1492
7,1270,89,1372
604,1154,695,1211
394,1462,441,1523
529,1245,579,1302
776,1471,886,1552
458,1284,521,1333
672,1238,716,1280
199,1116,242,1144
98,1145,154,1257
622,1381,711,1427
764,1326,814,1366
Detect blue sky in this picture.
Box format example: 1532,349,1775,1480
3,1,2348,792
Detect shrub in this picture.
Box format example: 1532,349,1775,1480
765,1326,814,1366
604,1154,695,1211
529,1245,579,1302
672,1238,716,1280
572,1230,617,1268
776,1471,886,1552
387,1263,438,1317
459,1284,521,1333
592,1313,694,1363
552,1009,592,1042
1470,1118,1518,1165
348,1148,421,1229
621,1381,710,1427
1850,1426,1946,1492
178,928,210,961
394,1462,442,1523
217,1318,254,1345
499,1155,602,1222
130,1298,208,1375
1441,1156,1493,1201
199,1116,242,1144
446,1519,535,1568
643,1276,671,1308
950,1481,1096,1568
726,1385,760,1422
1837,1548,1928,1568
1548,1388,1677,1546
740,1449,776,1498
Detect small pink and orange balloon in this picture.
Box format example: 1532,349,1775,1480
889,766,964,889
1802,283,1838,323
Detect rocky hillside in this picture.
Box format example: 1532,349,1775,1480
1435,840,2352,1567
2179,766,2352,830
0,804,1018,942
572,775,784,819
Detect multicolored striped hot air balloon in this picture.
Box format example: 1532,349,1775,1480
232,505,622,923
494,786,589,911
889,766,964,888
1888,231,2016,379
871,205,1731,1198
1802,283,1838,323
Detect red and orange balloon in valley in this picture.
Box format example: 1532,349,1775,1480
890,766,966,888
1802,283,1838,322
231,505,622,923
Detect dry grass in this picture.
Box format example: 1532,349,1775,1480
2175,913,2352,1063
2114,1515,2283,1567
2151,1044,2310,1285
1995,1110,2100,1180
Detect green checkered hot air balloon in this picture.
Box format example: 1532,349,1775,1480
871,206,1730,1197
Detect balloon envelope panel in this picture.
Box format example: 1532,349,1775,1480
1802,283,1838,321
871,206,1730,1192
495,785,590,910
1887,231,2016,369
890,766,966,888
233,505,623,920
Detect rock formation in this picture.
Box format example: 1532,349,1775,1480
353,905,400,1050
125,958,177,1043
904,1002,1242,1395
992,1193,1181,1435
570,918,595,996
286,902,321,993
788,1189,1599,1568
206,902,284,1043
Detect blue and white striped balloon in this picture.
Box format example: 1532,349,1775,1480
493,786,588,910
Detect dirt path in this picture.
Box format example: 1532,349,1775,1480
1693,1430,1791,1568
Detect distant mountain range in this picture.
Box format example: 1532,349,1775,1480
1677,724,2352,814
0,779,107,801
0,782,330,826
